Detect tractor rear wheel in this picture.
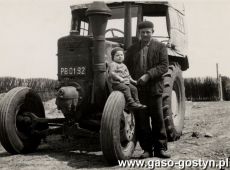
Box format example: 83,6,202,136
0,87,47,154
163,64,185,141
100,91,136,165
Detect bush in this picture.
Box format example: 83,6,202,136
221,76,230,100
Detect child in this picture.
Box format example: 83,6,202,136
109,47,146,110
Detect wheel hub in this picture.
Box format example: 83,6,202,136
124,112,135,141
120,111,135,143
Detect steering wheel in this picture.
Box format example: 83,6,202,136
105,28,124,38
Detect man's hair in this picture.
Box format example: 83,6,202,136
138,20,154,30
111,47,124,60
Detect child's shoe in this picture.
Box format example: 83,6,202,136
135,102,147,109
127,102,142,110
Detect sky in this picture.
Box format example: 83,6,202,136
0,0,230,79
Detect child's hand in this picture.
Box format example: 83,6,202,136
132,80,137,85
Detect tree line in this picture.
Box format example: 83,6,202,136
185,76,230,101
0,77,58,101
1,76,230,102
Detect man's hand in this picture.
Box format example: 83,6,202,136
137,74,150,86
119,77,125,83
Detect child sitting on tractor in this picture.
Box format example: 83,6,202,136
109,47,147,110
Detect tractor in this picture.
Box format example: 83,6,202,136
0,1,188,164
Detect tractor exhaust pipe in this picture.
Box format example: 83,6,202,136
86,2,111,108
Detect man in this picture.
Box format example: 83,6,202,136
124,21,170,158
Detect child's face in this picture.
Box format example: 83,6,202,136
113,51,124,63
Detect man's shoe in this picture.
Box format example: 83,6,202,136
154,150,171,158
140,151,153,159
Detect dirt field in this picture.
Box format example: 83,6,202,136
0,99,230,170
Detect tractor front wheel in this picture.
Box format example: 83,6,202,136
0,87,47,154
100,91,136,165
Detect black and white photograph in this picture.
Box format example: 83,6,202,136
0,0,230,169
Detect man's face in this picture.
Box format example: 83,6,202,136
139,28,153,42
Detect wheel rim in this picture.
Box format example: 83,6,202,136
171,78,182,131
16,103,38,140
15,93,46,140
120,110,135,152
15,103,30,139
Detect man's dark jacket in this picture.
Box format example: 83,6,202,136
124,38,169,95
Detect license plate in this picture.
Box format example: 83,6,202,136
60,66,86,76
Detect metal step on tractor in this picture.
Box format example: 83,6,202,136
0,1,188,164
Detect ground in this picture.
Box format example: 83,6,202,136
0,99,230,170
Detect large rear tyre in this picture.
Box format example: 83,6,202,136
100,91,136,165
0,87,47,154
163,64,185,141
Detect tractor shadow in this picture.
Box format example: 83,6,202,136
0,134,109,169
35,134,110,169
34,135,109,169
0,151,11,157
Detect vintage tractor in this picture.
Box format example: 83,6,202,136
0,1,188,164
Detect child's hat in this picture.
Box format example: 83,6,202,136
111,47,124,58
